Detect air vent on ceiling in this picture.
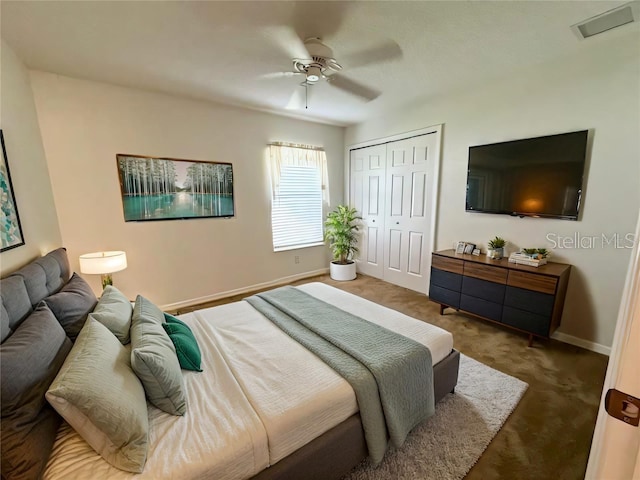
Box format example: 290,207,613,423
571,1,640,39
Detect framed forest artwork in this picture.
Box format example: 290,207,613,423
1,130,25,252
116,154,235,222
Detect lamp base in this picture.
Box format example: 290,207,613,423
101,274,113,290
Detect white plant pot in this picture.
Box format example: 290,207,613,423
330,261,356,281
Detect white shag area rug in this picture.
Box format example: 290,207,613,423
344,354,528,480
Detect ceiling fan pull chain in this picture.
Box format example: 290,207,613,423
305,83,308,109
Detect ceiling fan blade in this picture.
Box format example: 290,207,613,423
342,40,403,69
267,25,310,60
285,87,307,110
326,74,381,101
259,71,303,80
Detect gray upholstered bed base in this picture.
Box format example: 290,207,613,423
252,348,460,480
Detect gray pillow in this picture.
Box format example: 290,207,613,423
46,318,149,473
130,295,186,415
44,273,98,341
88,285,133,344
1,303,72,480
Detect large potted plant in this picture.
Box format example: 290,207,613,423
324,205,360,281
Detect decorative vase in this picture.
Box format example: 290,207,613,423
330,261,357,281
492,247,504,259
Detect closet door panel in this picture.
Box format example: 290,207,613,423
350,145,386,279
382,134,437,293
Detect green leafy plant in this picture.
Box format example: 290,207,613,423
324,205,361,265
488,236,506,249
522,248,550,258
536,248,549,258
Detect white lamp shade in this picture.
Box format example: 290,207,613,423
79,251,127,275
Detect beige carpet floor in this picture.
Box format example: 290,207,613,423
178,273,609,480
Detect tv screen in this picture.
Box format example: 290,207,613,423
466,130,588,220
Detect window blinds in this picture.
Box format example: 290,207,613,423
269,145,328,251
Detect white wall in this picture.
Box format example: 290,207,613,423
346,31,640,350
30,72,344,305
0,40,62,274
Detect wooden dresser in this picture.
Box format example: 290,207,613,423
429,249,571,346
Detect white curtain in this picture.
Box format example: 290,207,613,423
268,144,330,205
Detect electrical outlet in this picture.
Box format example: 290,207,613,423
294,256,300,264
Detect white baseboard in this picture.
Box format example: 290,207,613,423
551,331,611,356
160,268,329,311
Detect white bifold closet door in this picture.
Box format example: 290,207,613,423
350,133,438,294
350,144,386,279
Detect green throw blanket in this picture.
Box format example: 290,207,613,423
245,286,434,464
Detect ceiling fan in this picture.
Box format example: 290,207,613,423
264,35,401,110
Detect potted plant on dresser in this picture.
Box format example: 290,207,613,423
324,205,361,281
487,236,507,259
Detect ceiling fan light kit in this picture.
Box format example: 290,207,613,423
305,65,323,83
273,36,386,109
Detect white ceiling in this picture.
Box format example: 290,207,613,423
1,1,637,126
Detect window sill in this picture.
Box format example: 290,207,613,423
274,242,325,253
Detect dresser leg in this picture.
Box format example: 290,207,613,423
528,334,534,347
440,304,445,315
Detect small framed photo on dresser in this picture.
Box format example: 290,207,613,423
463,243,476,255
455,241,466,254
472,248,481,256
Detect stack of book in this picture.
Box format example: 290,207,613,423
508,252,548,267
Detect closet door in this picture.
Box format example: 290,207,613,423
383,134,437,293
350,144,386,279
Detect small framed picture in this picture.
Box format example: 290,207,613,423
455,241,466,254
464,243,476,254
472,248,481,256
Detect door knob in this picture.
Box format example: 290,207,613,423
396,222,400,225
372,219,375,223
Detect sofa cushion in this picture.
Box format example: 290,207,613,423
11,248,70,308
46,318,149,473
44,273,97,341
0,303,72,480
0,276,32,343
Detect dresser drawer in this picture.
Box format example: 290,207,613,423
460,294,503,322
504,286,554,317
502,305,552,337
463,262,508,284
429,285,460,309
432,255,463,275
431,267,462,292
507,270,557,295
462,276,506,304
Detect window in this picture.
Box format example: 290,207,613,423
268,144,329,251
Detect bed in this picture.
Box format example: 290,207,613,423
0,248,459,480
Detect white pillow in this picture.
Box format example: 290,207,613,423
46,318,149,473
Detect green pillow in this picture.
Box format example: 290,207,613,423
162,316,203,372
164,312,190,329
130,296,186,416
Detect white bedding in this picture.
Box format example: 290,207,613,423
44,282,453,480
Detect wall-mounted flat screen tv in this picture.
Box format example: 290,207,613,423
466,130,588,221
